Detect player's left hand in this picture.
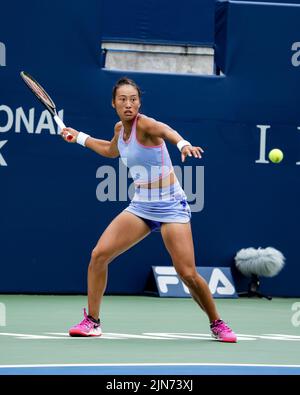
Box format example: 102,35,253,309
181,145,204,162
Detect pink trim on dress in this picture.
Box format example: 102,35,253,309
134,113,165,149
134,169,174,187
135,138,164,149
161,145,164,179
121,114,139,144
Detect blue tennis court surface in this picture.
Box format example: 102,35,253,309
0,363,300,375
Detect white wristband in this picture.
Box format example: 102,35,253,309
76,132,90,147
177,139,192,152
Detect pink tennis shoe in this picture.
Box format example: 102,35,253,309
210,319,237,343
69,308,102,337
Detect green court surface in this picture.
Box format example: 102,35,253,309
0,295,299,374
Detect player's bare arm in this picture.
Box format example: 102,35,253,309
60,122,121,158
139,116,204,162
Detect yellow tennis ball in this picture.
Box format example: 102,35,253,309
268,148,283,163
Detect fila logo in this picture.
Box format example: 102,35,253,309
0,42,6,66
153,266,237,298
209,268,236,295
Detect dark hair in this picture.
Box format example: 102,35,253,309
112,77,142,101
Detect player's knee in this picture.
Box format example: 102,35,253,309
177,269,198,287
90,247,111,267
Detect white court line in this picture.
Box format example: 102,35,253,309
265,334,300,338
144,333,255,341
0,332,255,341
0,332,62,339
258,336,300,341
46,332,174,340
46,333,126,340
0,362,300,368
0,331,298,341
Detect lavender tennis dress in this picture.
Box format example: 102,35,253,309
117,114,191,231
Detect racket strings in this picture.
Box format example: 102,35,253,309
23,76,54,108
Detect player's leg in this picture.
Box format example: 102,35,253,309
88,210,151,319
160,222,237,342
69,211,151,337
160,222,219,322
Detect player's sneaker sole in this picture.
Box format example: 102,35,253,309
211,333,237,343
69,328,102,337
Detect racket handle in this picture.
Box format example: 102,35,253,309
54,114,66,130
54,115,73,141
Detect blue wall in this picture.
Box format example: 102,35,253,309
1,0,300,296
101,0,215,45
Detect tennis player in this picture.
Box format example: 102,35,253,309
61,77,237,343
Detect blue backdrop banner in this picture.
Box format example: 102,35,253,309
101,0,215,46
1,0,300,296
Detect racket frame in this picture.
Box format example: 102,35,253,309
20,71,72,140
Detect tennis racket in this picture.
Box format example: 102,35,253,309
20,71,73,141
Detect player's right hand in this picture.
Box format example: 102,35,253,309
61,127,79,143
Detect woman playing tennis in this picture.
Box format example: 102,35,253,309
61,77,237,342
